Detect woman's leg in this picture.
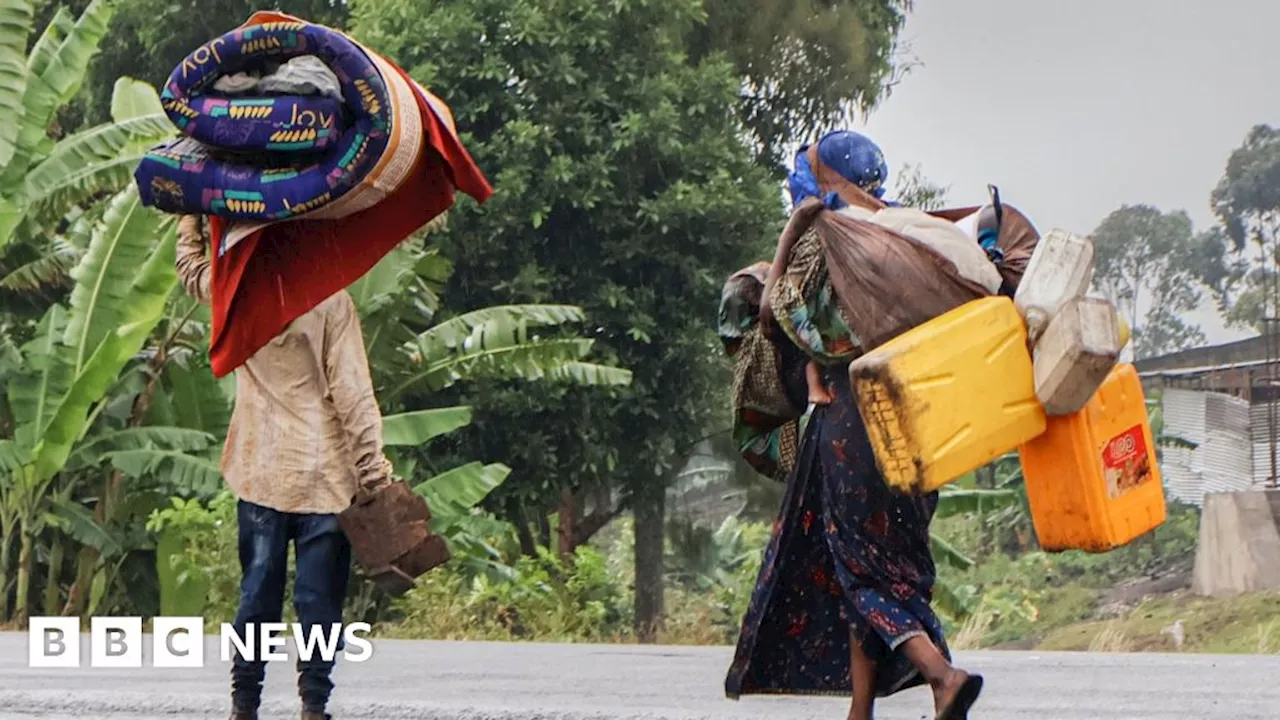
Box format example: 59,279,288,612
806,361,834,405
899,636,982,719
846,629,876,720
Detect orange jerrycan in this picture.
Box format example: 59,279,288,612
1019,363,1166,552
850,296,1047,494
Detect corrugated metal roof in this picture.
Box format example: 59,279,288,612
1158,390,1255,506
1164,389,1206,444
1252,440,1277,487
1139,358,1270,378
1206,393,1249,433
1250,401,1280,442
1162,446,1201,506
1199,429,1253,495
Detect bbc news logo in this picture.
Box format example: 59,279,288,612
28,617,374,668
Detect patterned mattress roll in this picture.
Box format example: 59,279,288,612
135,19,396,222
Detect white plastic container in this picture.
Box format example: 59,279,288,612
1033,296,1123,415
1014,229,1096,344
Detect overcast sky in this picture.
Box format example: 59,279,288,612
857,0,1280,345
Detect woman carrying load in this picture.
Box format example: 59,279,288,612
721,130,1039,720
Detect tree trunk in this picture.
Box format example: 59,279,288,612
63,342,169,618
64,478,112,618
509,502,538,557
14,530,33,626
574,506,622,548
62,546,97,617
536,513,551,549
556,488,580,559
632,484,666,643
42,536,65,617
515,518,538,557
0,528,13,622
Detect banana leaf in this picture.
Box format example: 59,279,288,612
0,0,33,170
382,406,474,447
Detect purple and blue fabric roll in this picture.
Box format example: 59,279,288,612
134,19,394,222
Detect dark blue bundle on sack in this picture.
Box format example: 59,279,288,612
135,18,394,221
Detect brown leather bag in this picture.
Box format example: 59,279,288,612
337,480,451,596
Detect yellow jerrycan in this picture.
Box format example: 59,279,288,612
849,296,1047,494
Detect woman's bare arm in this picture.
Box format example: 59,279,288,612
760,197,824,335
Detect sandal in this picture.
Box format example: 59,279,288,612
936,673,983,720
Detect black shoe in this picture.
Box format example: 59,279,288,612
936,673,983,720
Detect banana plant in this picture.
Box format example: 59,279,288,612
348,236,633,399
0,0,174,295
0,184,182,623
381,405,511,533
149,405,517,618
129,217,634,620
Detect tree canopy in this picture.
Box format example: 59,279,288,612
40,0,349,127
690,0,913,168
1090,205,1221,359
352,0,788,637
1211,124,1280,332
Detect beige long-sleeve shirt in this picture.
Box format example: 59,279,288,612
176,216,393,515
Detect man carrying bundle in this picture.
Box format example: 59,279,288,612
175,215,393,720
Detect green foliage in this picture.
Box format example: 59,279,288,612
933,500,1202,647
51,0,349,128
0,8,192,620
382,407,474,447
0,1,173,254
106,449,222,497
892,163,948,210
665,515,765,591
0,3,174,333
352,1,783,608
390,305,631,397
28,187,177,482
354,0,910,636
1213,124,1280,252
4,186,177,475
0,0,36,171
387,543,630,642
1090,204,1221,359
691,0,912,168
147,493,240,623
1210,124,1280,332
414,461,511,536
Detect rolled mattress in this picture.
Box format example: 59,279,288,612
135,19,413,222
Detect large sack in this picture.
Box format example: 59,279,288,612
768,146,1041,359
837,206,1003,295
818,208,991,352
931,201,1039,296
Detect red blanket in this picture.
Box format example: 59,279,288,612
207,62,492,378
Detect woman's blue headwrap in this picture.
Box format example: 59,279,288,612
787,131,893,210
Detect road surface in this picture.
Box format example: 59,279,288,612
1,633,1278,718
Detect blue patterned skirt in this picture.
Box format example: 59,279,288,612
725,371,949,699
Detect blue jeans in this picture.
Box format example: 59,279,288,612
231,500,352,713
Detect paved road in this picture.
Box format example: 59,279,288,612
1,633,1279,719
